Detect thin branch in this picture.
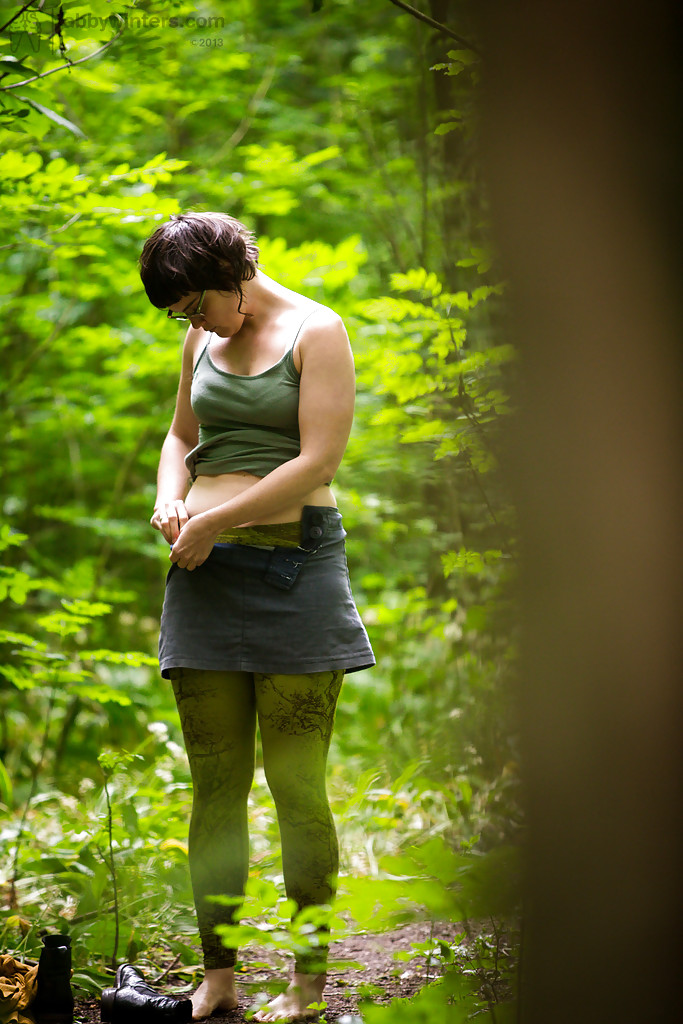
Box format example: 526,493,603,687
0,212,84,252
0,26,123,91
9,306,76,389
456,387,506,535
92,423,155,586
418,30,430,266
386,0,483,57
490,915,502,991
51,211,82,235
207,57,278,164
102,773,120,971
355,110,422,259
465,449,501,531
459,910,498,1024
224,58,278,152
425,919,435,983
152,955,182,986
9,687,57,907
0,0,39,36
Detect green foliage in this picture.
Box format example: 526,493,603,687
335,839,519,1022
0,2,517,1020
0,728,196,986
212,879,332,974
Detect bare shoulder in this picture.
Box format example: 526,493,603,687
295,306,350,378
297,302,349,352
294,303,355,384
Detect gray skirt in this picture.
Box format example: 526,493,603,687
159,507,375,677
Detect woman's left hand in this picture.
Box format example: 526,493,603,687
169,513,217,571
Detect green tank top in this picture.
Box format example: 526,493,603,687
185,315,312,480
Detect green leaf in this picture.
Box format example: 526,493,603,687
0,57,36,76
18,96,86,138
0,525,28,551
442,549,504,578
0,757,13,807
389,268,442,297
61,599,112,617
447,49,478,66
71,683,132,706
98,749,139,773
79,649,157,667
0,568,34,605
0,664,38,690
300,145,341,168
0,629,43,649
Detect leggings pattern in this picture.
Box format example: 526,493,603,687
170,667,344,973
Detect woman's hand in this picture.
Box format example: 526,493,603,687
151,499,189,544
169,512,218,571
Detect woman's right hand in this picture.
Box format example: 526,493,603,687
151,499,190,544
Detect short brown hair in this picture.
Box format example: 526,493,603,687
139,212,259,309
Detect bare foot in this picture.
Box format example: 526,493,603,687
191,967,239,1020
253,972,326,1022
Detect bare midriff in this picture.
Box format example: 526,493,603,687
184,472,337,525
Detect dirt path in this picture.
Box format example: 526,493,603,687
73,922,456,1023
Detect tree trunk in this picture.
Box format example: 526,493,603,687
478,1,683,1020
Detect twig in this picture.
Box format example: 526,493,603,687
8,306,76,390
51,211,82,235
465,448,501,531
101,772,121,970
1,26,123,92
153,954,182,986
490,915,501,990
418,32,431,265
459,911,498,1024
425,919,435,982
355,111,422,259
451,343,513,549
9,687,57,907
91,423,155,586
386,0,483,56
0,213,83,251
208,57,278,162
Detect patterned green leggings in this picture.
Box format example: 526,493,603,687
170,667,344,973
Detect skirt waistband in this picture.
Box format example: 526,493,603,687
208,507,344,592
215,522,301,548
214,506,342,552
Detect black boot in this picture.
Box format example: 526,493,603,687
32,934,74,1024
100,964,192,1023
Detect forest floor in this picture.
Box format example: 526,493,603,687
72,921,457,1023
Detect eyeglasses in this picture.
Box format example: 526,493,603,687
167,290,207,323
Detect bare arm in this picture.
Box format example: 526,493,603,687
169,311,356,569
151,326,202,543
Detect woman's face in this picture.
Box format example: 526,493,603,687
168,289,245,338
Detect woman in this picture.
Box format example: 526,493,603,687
139,213,374,1023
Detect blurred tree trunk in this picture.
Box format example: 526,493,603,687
478,1,683,1020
